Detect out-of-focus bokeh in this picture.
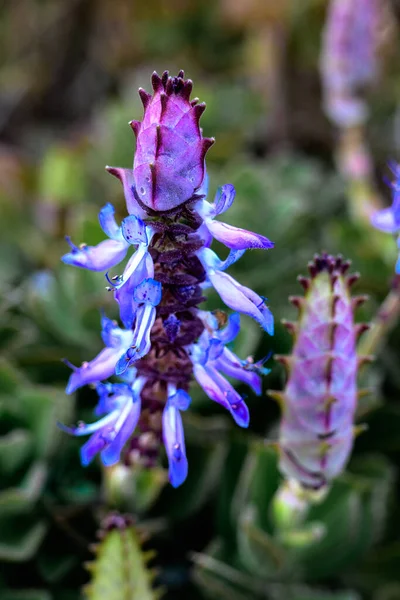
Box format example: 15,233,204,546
1,1,400,599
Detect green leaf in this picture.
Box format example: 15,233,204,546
237,505,286,577
0,462,47,515
291,455,393,580
17,386,73,458
84,526,157,600
0,359,24,395
0,591,51,600
0,517,47,561
232,441,280,535
0,430,33,477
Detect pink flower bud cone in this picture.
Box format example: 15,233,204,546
133,70,214,213
271,254,369,490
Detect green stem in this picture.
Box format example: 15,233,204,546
358,276,400,359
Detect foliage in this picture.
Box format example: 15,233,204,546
1,1,400,599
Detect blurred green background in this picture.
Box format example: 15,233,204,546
1,1,400,599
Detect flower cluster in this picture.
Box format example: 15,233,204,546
269,254,369,490
60,71,273,487
371,162,400,273
320,0,381,127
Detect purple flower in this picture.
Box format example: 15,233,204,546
371,162,400,273
162,385,191,487
60,71,274,486
62,204,129,271
188,311,265,427
196,185,274,250
115,278,162,374
270,254,369,490
371,163,400,234
65,316,134,394
59,379,145,466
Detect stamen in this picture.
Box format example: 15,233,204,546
62,358,77,371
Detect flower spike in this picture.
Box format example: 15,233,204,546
60,71,274,486
273,254,369,491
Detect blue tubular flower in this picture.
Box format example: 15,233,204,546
60,71,275,486
162,385,191,487
65,316,134,394
59,379,145,466
112,216,155,328
188,311,263,426
197,248,274,334
196,185,274,250
62,204,129,271
115,278,162,375
215,347,262,395
193,362,249,427
371,162,400,273
371,163,400,234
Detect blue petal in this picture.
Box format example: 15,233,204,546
66,328,133,393
208,270,274,335
213,184,236,215
216,348,262,395
371,207,398,234
62,238,128,272
169,388,191,411
101,398,141,466
115,253,153,328
193,363,249,427
206,220,274,250
217,313,241,344
396,253,400,274
121,215,148,245
80,430,109,466
134,278,162,306
98,203,123,241
162,401,188,488
198,247,245,272
205,338,224,362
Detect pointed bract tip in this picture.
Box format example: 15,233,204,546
138,88,151,109
281,319,297,336
347,272,361,288
355,323,370,339
289,295,304,310
352,294,369,309
297,276,310,291
129,120,141,137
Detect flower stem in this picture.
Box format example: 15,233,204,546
358,275,400,359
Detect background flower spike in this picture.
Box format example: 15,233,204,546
275,253,370,492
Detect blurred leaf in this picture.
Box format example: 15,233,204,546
0,462,47,514
0,591,51,600
0,517,47,562
0,430,33,476
0,359,24,395
37,552,78,584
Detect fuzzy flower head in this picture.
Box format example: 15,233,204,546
320,0,381,127
270,254,369,491
60,71,274,487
